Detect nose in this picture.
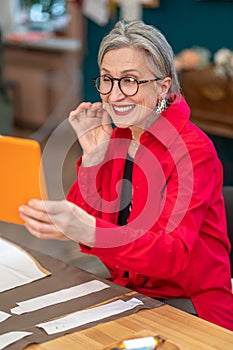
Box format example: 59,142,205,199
108,80,125,101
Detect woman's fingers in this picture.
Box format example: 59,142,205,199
21,213,54,234
101,108,112,134
19,199,76,223
19,200,70,241
19,199,95,245
69,102,92,122
19,202,50,223
24,221,69,241
85,102,103,118
69,102,103,122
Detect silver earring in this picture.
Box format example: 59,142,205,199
156,98,167,113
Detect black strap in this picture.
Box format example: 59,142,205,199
117,155,134,226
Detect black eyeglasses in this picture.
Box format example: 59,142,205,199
92,75,163,97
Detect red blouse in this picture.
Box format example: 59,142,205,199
67,96,233,330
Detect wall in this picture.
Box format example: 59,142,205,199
83,0,233,101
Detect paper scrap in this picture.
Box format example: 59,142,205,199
37,297,143,335
0,331,32,350
0,311,11,323
0,238,50,293
11,280,110,315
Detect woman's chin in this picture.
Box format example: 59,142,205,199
109,115,131,128
112,121,131,129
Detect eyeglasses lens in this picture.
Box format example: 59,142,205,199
95,76,110,94
95,77,138,96
120,77,138,96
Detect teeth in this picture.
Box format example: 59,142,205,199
113,105,134,113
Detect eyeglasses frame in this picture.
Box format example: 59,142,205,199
92,75,163,96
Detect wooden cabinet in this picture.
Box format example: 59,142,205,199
179,65,233,138
3,39,82,130
2,1,84,131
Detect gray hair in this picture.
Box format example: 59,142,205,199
98,20,180,95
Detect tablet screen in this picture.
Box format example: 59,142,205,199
0,136,48,225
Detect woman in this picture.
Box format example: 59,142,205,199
19,20,233,330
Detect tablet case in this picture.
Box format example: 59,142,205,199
0,136,48,225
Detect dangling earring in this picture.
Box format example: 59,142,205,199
156,97,167,114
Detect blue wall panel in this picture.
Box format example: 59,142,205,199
83,0,233,101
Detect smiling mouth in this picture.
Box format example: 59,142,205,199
112,104,135,115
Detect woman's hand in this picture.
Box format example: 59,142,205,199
19,199,96,247
69,102,113,166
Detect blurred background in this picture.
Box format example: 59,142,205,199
0,0,232,274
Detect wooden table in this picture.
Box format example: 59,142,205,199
1,234,232,350
26,303,233,350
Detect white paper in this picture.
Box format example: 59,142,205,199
82,0,109,26
0,238,49,293
0,311,11,323
0,331,32,350
11,280,110,315
37,297,143,335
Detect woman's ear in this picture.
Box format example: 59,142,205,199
160,77,172,97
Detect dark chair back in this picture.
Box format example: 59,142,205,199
222,186,233,276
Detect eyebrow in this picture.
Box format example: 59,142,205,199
101,68,141,75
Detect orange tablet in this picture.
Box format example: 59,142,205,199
0,136,48,225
